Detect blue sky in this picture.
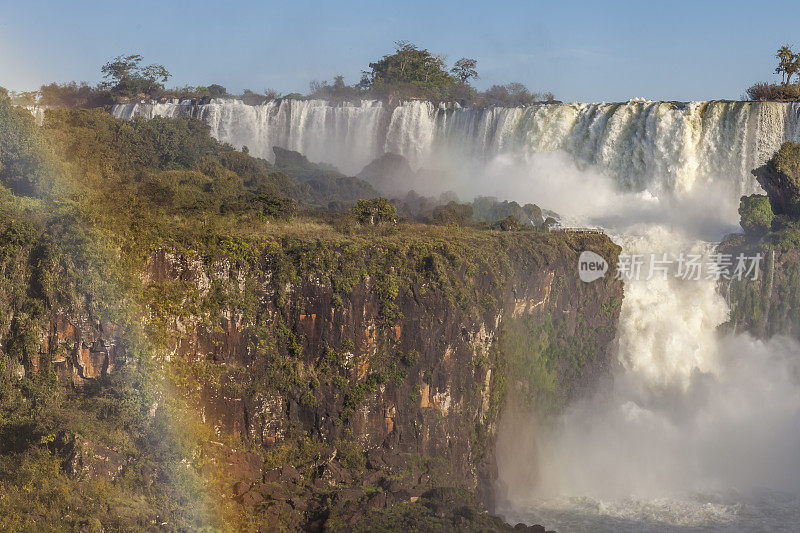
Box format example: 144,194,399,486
1,0,799,102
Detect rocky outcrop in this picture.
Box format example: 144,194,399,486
357,153,417,197
22,314,123,386
752,141,800,218
720,238,799,339
55,431,127,481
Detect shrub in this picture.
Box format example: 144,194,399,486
746,82,800,101
739,194,774,237
38,82,111,108
351,198,397,225
431,202,473,226
491,215,521,231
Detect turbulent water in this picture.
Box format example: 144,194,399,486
115,97,800,532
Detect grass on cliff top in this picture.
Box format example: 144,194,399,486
156,209,619,266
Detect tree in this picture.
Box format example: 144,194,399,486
361,41,457,100
451,58,479,83
431,201,473,226
208,84,227,98
481,82,550,106
0,90,55,196
776,45,796,85
38,82,110,108
101,54,171,99
790,53,800,84
308,75,360,100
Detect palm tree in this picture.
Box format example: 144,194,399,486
789,52,800,84
776,45,795,84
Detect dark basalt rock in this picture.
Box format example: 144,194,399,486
752,141,800,218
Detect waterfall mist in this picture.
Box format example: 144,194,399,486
113,98,800,197
496,165,800,531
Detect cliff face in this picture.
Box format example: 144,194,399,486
752,141,800,219
6,223,623,530
725,142,800,340
721,238,800,339
139,227,623,528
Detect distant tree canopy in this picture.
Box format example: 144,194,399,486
351,198,397,225
352,41,553,105
746,45,800,101
39,82,112,108
11,47,554,107
359,41,466,101
776,45,800,85
208,84,227,98
451,58,479,83
309,76,361,100
0,87,57,196
101,54,171,99
481,82,555,106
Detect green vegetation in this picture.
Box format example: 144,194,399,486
738,194,774,237
0,86,620,530
775,45,800,85
272,146,378,205
351,197,397,225
752,141,800,220
393,192,548,229
0,87,218,530
746,45,800,101
496,307,618,417
101,54,171,100
359,40,474,102
728,142,800,340
13,45,554,108
451,58,479,83
481,82,556,107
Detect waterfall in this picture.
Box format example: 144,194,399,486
23,105,47,125
112,99,800,195
486,117,800,531
112,97,800,530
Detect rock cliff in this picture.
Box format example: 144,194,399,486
137,226,623,528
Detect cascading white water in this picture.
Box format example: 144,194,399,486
113,99,385,175
112,99,800,194
488,155,800,531
497,223,800,531
114,97,800,531
24,105,47,126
